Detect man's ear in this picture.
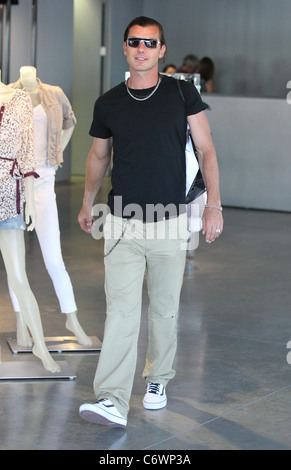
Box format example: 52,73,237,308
123,42,128,56
159,44,167,62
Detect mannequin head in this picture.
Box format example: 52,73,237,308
20,66,38,90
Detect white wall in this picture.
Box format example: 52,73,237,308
205,94,291,211
71,0,102,175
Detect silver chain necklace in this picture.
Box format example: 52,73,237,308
126,74,161,101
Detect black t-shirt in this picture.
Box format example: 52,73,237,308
89,75,205,221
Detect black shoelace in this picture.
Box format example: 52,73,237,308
148,383,163,394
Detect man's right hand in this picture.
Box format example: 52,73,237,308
78,205,94,234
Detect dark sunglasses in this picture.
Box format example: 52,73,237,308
126,37,161,49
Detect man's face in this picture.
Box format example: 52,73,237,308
123,25,166,73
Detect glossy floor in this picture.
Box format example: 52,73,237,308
0,177,291,450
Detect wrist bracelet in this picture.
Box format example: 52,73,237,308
205,204,223,212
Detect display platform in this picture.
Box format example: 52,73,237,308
7,336,102,354
0,361,76,381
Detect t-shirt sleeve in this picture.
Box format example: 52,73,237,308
89,97,112,139
180,80,207,116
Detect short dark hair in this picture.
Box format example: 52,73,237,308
123,16,167,47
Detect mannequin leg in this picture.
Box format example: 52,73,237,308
34,175,91,345
0,229,60,373
65,312,92,345
8,284,32,347
8,175,91,345
16,311,33,347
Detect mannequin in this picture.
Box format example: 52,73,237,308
0,70,60,373
18,66,73,148
9,66,91,347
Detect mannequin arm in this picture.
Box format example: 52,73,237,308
52,127,74,171
24,175,36,231
62,127,74,152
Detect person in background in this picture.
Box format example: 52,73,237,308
178,54,199,73
197,57,215,93
163,64,177,74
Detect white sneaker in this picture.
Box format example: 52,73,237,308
79,398,127,427
143,382,167,410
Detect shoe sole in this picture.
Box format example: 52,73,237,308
143,397,167,410
79,404,127,427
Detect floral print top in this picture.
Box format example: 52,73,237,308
0,89,38,221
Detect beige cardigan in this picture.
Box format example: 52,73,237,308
9,79,76,166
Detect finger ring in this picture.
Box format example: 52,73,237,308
216,229,221,233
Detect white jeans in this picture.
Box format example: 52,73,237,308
9,174,77,314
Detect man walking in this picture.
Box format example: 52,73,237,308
78,16,223,427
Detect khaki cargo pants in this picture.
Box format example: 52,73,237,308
93,213,189,418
